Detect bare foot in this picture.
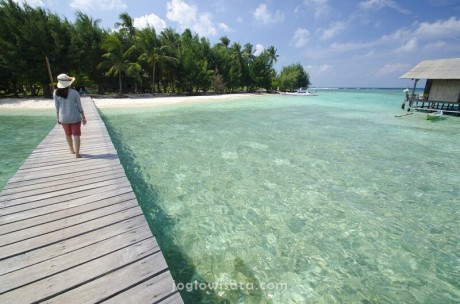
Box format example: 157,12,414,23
70,149,75,154
75,154,82,158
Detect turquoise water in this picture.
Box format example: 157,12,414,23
99,90,459,303
0,109,55,191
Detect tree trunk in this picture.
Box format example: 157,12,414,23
118,71,122,97
152,63,156,94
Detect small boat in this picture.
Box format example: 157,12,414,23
426,110,443,120
280,87,318,96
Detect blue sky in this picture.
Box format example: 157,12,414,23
16,0,460,87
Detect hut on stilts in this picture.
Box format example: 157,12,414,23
400,58,460,115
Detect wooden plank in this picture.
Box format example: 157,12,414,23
0,176,130,209
0,205,143,260
0,216,147,275
103,271,181,304
0,166,124,195
0,224,152,293
45,248,170,304
4,162,121,187
0,191,136,234
0,198,139,245
0,185,134,224
0,237,159,304
0,169,126,201
0,97,181,303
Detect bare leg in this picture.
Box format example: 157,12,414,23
66,135,75,154
74,136,81,158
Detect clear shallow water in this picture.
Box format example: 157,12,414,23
100,90,459,303
0,110,54,191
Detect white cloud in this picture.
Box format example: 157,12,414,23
291,28,310,48
396,38,418,52
424,41,446,49
70,0,127,11
375,63,410,76
12,0,44,7
194,13,217,36
318,64,331,73
133,14,167,31
254,44,265,56
166,0,217,36
295,0,332,19
166,0,197,27
414,17,460,38
379,17,460,53
365,50,375,57
318,21,346,40
218,23,234,33
359,0,410,14
253,4,284,26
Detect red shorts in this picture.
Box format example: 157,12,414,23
61,121,81,136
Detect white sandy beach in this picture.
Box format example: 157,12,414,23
0,94,252,110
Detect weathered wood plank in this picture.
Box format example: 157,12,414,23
0,166,124,195
0,169,126,201
44,248,170,304
0,191,136,234
0,176,130,209
0,205,143,260
0,185,134,224
0,216,147,275
0,224,152,293
0,237,159,304
103,271,180,304
0,198,139,245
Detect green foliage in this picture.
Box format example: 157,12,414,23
0,3,312,96
277,63,311,91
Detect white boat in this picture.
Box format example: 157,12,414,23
280,87,318,96
426,110,443,120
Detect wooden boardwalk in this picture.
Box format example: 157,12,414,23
0,97,183,304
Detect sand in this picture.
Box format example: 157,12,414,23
0,94,252,110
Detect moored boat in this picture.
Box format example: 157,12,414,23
426,110,443,120
280,87,318,96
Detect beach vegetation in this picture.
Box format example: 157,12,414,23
0,1,313,97
98,32,141,97
277,63,311,92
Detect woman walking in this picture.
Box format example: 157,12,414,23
54,73,87,158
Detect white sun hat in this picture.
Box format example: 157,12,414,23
57,73,75,88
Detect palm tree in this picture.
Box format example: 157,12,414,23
219,36,230,48
160,28,181,92
140,45,178,93
136,27,178,93
266,46,279,66
99,32,140,96
71,11,104,92
115,12,135,37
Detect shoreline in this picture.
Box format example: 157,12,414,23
0,93,254,110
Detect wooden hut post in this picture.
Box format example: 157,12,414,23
408,78,418,110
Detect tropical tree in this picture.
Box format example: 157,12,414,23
115,12,136,37
277,63,311,91
137,27,178,93
266,46,279,66
252,51,273,91
159,28,181,92
98,32,140,96
70,11,105,93
228,42,243,91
